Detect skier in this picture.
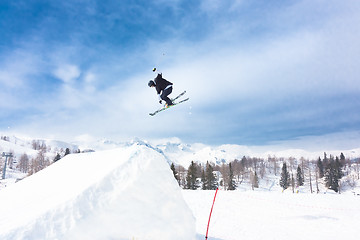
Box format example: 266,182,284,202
148,68,174,107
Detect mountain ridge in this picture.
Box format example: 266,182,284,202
1,134,359,168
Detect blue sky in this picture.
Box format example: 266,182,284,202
1,0,360,148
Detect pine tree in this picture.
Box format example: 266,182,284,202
64,148,71,156
317,157,324,178
340,152,346,167
54,153,61,162
205,161,218,190
335,156,343,180
185,161,199,190
201,169,206,190
325,157,342,193
323,152,329,169
170,163,179,183
227,162,236,190
296,165,304,187
280,162,290,190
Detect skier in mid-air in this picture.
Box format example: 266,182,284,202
148,68,174,107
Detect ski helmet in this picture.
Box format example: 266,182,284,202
148,80,155,87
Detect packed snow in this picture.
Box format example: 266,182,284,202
185,190,360,240
0,144,195,240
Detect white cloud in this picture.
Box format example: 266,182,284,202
53,64,81,83
0,49,42,89
83,71,97,93
84,72,95,83
3,0,360,146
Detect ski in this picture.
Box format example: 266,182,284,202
171,90,186,102
149,91,187,116
149,97,189,116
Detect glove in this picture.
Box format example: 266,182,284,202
159,100,162,104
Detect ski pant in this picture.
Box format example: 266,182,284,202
161,86,173,105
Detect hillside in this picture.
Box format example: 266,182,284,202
0,135,79,166
1,134,360,194
0,144,195,239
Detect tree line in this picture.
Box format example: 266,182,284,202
171,152,360,193
1,146,76,177
2,135,359,194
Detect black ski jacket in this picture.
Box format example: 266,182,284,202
154,74,173,94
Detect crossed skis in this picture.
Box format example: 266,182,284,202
149,91,189,116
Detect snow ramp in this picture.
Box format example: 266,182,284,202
0,144,195,240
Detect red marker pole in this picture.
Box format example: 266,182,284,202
205,188,219,240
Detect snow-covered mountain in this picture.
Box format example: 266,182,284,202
153,140,360,167
1,134,360,168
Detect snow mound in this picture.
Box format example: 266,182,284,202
0,144,195,240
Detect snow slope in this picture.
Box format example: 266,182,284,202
183,190,360,240
0,144,195,240
0,135,79,158
0,138,38,159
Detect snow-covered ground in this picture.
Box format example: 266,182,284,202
1,135,360,239
0,168,27,189
183,190,360,240
0,144,195,240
